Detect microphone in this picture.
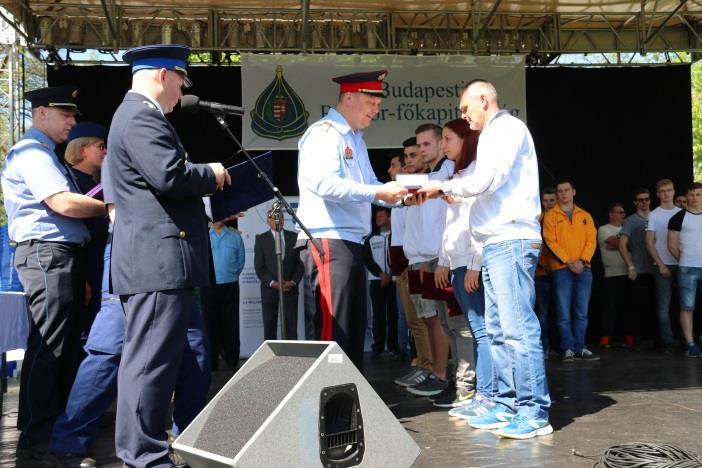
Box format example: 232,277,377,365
181,95,245,116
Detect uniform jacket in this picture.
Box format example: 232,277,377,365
296,108,383,244
102,92,217,295
542,203,597,271
254,229,304,295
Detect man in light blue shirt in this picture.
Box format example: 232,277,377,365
296,70,407,372
201,218,245,371
1,86,106,459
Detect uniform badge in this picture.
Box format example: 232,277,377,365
344,146,354,159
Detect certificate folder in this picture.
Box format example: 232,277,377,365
210,151,274,221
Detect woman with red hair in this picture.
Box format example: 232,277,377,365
433,119,496,417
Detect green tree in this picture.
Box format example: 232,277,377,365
692,61,702,180
0,45,45,225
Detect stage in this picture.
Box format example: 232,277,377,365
2,343,702,467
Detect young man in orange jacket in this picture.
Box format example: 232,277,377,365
542,180,598,362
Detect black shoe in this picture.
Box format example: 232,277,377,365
407,374,448,397
433,387,476,408
15,441,48,460
370,350,383,359
428,383,456,402
44,452,97,468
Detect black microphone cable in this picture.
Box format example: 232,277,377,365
572,442,702,468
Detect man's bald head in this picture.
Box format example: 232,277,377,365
463,79,499,105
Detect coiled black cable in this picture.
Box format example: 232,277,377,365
573,443,702,468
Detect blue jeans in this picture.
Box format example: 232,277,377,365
652,265,676,345
451,266,495,398
534,275,551,352
395,283,410,355
482,240,550,420
552,268,593,353
678,266,702,310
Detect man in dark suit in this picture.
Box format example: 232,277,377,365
101,44,230,467
254,208,304,340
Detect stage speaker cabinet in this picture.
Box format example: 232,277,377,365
172,340,420,467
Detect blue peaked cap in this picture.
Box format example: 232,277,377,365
68,122,107,143
122,44,192,87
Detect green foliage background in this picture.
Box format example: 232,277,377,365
691,61,702,180
0,48,46,225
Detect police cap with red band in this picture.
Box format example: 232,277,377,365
332,69,387,96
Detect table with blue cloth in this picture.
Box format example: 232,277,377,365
0,291,29,407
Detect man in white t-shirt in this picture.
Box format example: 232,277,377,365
403,124,454,398
644,179,681,351
667,182,702,357
392,138,434,388
597,202,633,348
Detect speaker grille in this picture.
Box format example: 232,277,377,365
327,428,358,450
193,355,317,458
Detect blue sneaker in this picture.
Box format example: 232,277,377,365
468,402,515,429
686,343,702,358
448,394,492,420
498,413,553,439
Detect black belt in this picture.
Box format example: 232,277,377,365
15,239,86,248
88,233,109,246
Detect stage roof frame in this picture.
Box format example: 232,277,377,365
1,1,702,60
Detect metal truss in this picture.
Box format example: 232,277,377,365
0,41,29,147
1,4,702,63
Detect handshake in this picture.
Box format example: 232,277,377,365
375,173,446,206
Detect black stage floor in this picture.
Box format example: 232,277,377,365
2,344,702,467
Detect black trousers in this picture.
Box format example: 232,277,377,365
300,238,367,372
600,275,633,338
369,280,399,352
631,273,656,338
261,287,299,340
116,288,193,467
200,282,240,369
14,241,85,447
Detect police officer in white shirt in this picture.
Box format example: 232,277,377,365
296,70,407,372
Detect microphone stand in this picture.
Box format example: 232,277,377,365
212,114,325,340
271,201,286,339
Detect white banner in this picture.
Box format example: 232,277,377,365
241,54,526,150
237,197,306,358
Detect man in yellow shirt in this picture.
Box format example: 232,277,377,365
542,180,598,362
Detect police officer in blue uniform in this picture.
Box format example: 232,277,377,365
296,71,407,372
101,44,230,467
64,122,110,336
46,236,211,468
1,86,106,458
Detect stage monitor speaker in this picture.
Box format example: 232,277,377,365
172,340,420,467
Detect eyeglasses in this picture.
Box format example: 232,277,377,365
635,197,650,202
459,96,481,114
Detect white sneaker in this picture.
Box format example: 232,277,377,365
562,349,575,363
574,348,600,361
